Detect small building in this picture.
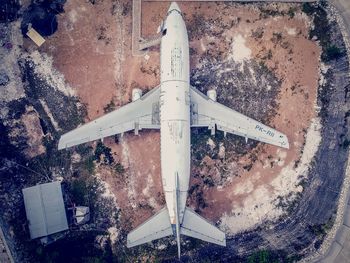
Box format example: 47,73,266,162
22,181,68,242
74,206,90,225
26,27,45,47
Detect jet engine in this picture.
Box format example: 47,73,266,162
132,88,142,101
207,89,217,102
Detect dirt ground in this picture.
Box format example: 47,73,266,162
33,1,320,237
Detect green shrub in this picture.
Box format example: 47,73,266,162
302,3,313,15
115,163,125,174
324,45,343,61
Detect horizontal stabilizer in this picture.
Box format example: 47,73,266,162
181,207,226,246
127,207,173,248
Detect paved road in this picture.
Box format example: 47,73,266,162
318,208,350,262
332,0,350,31
0,227,13,263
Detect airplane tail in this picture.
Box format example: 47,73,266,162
126,206,226,255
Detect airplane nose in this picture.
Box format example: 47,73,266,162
168,2,181,13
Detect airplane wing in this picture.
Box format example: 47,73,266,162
58,86,161,150
190,86,289,149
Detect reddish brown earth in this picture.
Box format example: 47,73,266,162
34,1,320,233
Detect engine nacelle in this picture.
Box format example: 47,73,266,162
132,88,142,101
207,89,217,102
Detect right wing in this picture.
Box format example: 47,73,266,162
58,86,160,150
190,86,289,149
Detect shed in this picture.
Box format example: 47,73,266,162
74,206,90,225
26,27,45,47
22,181,68,239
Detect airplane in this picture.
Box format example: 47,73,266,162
58,2,289,259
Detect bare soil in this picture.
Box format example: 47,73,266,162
37,0,320,237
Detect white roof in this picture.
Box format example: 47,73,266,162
26,28,45,47
22,181,68,239
75,206,90,225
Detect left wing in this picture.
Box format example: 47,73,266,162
58,86,160,150
190,86,289,149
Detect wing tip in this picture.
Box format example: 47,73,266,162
283,137,290,149
57,142,64,151
282,141,290,149
57,137,67,150
126,238,135,248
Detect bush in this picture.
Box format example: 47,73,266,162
94,141,114,164
288,7,296,18
302,3,314,15
324,45,343,61
115,163,125,174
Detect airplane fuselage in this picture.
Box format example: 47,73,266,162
160,8,190,225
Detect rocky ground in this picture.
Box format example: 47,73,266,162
0,0,349,262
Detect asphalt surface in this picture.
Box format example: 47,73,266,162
331,0,350,31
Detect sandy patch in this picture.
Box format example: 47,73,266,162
0,22,25,105
39,99,61,131
220,117,322,235
221,185,278,235
21,106,46,158
285,27,297,36
27,51,75,97
108,227,119,244
228,34,252,63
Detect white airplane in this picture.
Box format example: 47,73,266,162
58,2,289,258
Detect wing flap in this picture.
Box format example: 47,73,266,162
181,207,226,246
127,207,173,248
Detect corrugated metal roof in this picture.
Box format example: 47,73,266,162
22,181,68,239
